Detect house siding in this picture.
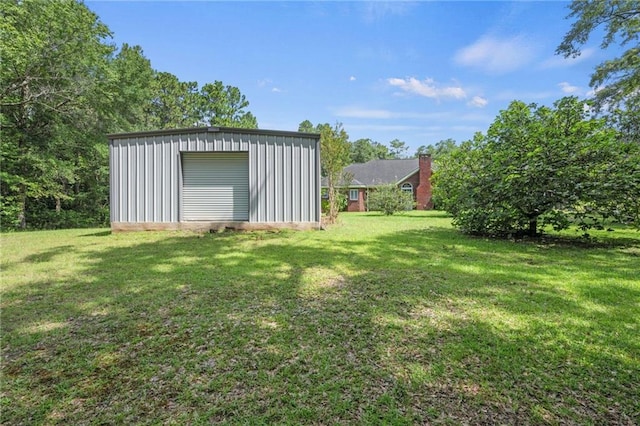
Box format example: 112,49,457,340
400,172,420,204
338,154,433,212
346,188,366,212
416,154,433,210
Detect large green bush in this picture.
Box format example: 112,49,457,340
433,97,640,237
367,185,414,215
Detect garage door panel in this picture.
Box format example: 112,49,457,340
182,153,249,221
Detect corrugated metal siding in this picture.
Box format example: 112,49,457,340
248,134,319,223
182,153,249,221
109,128,319,224
110,135,181,223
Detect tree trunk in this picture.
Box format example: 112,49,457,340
18,184,27,229
327,187,337,224
323,175,336,225
55,196,61,213
528,218,537,237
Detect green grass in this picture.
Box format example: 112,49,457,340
2,211,639,425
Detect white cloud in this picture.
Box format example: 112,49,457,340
387,77,466,100
540,48,595,69
558,82,580,94
271,87,282,93
468,96,488,108
454,35,536,74
349,76,357,81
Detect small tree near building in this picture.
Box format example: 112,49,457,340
320,123,351,224
297,121,352,224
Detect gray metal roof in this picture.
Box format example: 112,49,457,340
107,126,320,140
336,158,419,187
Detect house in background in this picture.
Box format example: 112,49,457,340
109,126,321,232
335,154,433,212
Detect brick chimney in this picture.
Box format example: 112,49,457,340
416,154,433,210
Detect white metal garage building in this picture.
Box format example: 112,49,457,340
108,126,321,231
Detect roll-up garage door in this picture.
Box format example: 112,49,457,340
182,152,249,221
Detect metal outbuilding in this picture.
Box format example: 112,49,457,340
108,126,321,232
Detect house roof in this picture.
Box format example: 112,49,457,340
339,158,419,187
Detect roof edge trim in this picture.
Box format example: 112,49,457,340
396,168,420,184
108,126,321,140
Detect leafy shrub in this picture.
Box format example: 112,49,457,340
433,97,640,237
452,207,524,236
367,185,414,215
321,189,347,214
27,208,109,229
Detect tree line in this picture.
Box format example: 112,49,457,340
2,0,637,235
0,0,433,231
0,0,430,230
0,0,257,230
299,119,456,163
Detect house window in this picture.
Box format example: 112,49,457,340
349,189,359,201
401,183,413,193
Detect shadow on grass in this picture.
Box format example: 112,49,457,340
80,230,112,237
360,212,451,219
2,224,639,424
22,245,75,264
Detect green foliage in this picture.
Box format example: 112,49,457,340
108,43,156,132
144,72,201,129
144,74,258,130
367,185,414,215
0,0,260,230
0,0,115,229
348,138,411,163
320,123,351,223
25,200,109,229
607,96,640,143
415,138,458,160
388,139,409,159
198,81,258,128
557,0,640,109
350,138,393,163
350,139,377,163
320,190,348,214
297,119,316,133
299,121,351,224
434,97,639,237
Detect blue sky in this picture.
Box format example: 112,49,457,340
87,1,614,154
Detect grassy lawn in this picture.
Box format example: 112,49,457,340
2,211,639,425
